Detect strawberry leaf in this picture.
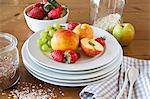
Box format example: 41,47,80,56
43,3,53,13
47,0,60,8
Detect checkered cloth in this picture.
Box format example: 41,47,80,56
80,56,150,99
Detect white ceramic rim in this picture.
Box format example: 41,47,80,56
25,66,119,87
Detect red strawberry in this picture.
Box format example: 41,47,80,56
51,50,64,62
43,0,48,4
48,6,63,19
95,37,106,46
74,52,80,60
27,7,44,19
64,49,80,64
67,22,79,30
32,3,42,8
56,6,63,13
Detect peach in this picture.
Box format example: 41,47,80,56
51,30,79,51
73,24,94,39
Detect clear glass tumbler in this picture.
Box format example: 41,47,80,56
90,0,125,32
0,32,20,92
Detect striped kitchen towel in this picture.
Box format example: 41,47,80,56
80,56,150,99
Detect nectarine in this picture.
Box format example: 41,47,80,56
51,30,79,51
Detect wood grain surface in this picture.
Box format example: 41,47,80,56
0,0,150,98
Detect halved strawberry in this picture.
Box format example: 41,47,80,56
51,50,64,62
95,37,106,46
48,6,63,19
64,49,80,64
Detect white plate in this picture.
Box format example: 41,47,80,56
31,52,120,74
24,61,120,83
26,64,120,84
27,25,121,71
26,66,119,87
27,40,122,74
22,41,122,80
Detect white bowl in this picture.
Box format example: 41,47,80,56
23,4,69,32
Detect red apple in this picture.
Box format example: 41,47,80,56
80,38,104,57
51,30,79,51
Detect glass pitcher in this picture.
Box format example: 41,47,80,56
90,0,125,32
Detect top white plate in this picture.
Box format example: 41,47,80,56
27,25,121,71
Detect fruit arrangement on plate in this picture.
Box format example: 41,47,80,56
27,0,67,20
37,22,105,64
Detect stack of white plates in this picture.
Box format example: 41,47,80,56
22,26,123,87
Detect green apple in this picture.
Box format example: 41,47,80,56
112,23,135,46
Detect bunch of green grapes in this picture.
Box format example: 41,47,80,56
37,23,64,52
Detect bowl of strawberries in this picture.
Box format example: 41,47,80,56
24,0,69,32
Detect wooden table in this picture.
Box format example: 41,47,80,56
0,0,149,98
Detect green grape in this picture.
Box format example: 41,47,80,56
40,31,48,38
48,48,53,53
47,36,52,40
59,26,65,30
42,37,48,43
53,23,61,30
37,38,43,46
47,40,51,47
47,26,53,31
49,29,55,37
41,44,49,52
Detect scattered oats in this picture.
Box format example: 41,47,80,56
8,97,11,99
48,89,51,92
58,88,61,91
32,89,35,92
7,82,64,99
61,93,64,96
39,84,42,87
32,86,35,88
22,82,25,84
2,92,6,95
13,95,18,99
20,86,22,89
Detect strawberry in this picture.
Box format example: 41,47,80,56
43,0,48,4
27,7,44,19
67,22,79,30
74,52,80,60
56,6,63,13
64,49,80,64
48,6,63,19
51,50,64,62
32,3,42,8
95,37,106,46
